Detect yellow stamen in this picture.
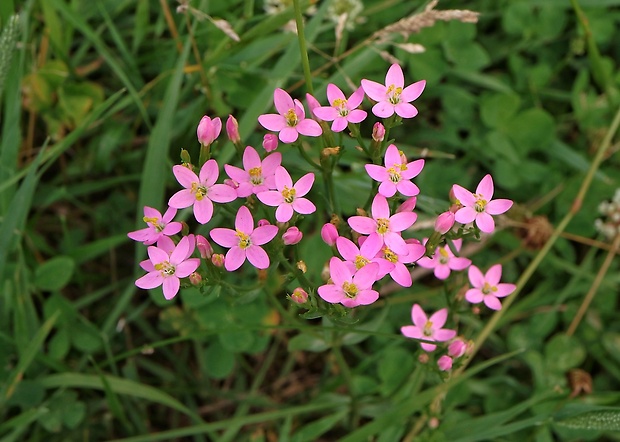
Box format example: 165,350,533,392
282,186,296,203
155,261,175,276
249,167,263,185
423,320,433,336
481,282,497,294
383,247,398,263
236,230,251,249
343,281,358,298
387,167,401,183
376,218,390,234
354,255,370,269
387,84,403,104
285,108,298,127
438,247,449,264
191,182,207,201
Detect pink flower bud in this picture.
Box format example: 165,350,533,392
196,235,213,259
306,93,322,121
435,211,455,234
291,287,308,304
189,272,202,285
224,178,239,190
197,116,222,146
437,355,453,371
448,339,467,359
226,115,240,143
320,223,338,246
257,219,271,227
211,253,225,268
372,122,385,142
396,196,417,213
262,134,279,152
282,226,303,245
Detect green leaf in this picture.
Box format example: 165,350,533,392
480,93,521,129
555,408,620,431
290,411,347,442
204,341,235,380
544,333,586,372
5,380,45,409
34,256,75,291
377,346,414,397
218,329,254,353
505,108,555,154
48,327,71,360
288,333,331,352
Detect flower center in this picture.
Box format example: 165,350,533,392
481,282,497,295
342,281,358,298
285,108,298,127
387,84,403,105
143,216,164,232
333,98,349,116
249,166,263,185
155,261,176,276
354,255,370,269
387,167,401,183
438,247,449,264
281,186,296,203
191,182,208,201
382,247,398,263
474,194,488,212
376,218,390,235
423,320,433,337
236,230,252,249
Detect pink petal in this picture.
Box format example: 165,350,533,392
170,237,190,264
401,159,425,179
199,159,219,187
468,265,485,288
258,114,287,131
371,194,390,219
225,247,246,271
251,225,279,245
275,166,293,189
448,257,471,271
348,216,376,235
135,272,163,290
372,102,395,118
395,103,418,119
347,109,367,123
256,190,283,207
329,257,351,286
143,206,161,220
194,198,214,224
486,199,513,215
429,308,448,329
401,80,426,102
294,173,315,196
162,222,182,236
127,228,155,243
246,245,270,269
434,329,457,342
210,228,238,248
173,165,199,189
242,146,261,170
420,342,438,352
352,262,379,289
401,325,422,340
235,206,253,233
377,181,398,198
275,203,294,222
475,212,495,233
336,237,360,261
225,164,249,184
292,198,316,215
176,259,200,278
326,83,346,103
293,99,306,119
360,79,387,102
354,289,379,306
495,283,516,298
434,265,451,280
384,145,401,167
168,189,195,209
384,232,408,256
162,276,180,300
485,264,503,286
348,87,365,108
389,263,412,287
208,184,237,203
455,207,477,225
465,288,484,304
453,239,463,252
359,233,383,257
365,164,388,182
296,119,322,137
262,152,282,174
476,174,494,200
331,117,348,133
273,88,294,115
147,246,169,264
452,185,476,207
389,212,417,232
411,304,427,328
396,180,420,197
385,64,404,88
279,127,299,143
483,296,502,311
313,107,338,121
318,284,344,303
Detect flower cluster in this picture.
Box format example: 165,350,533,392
595,188,620,240
128,63,517,372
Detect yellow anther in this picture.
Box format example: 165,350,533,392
383,247,398,263
354,255,370,269
249,167,263,185
281,186,296,203
423,320,434,336
481,282,496,294
387,167,401,183
343,281,358,298
236,230,251,249
376,218,390,234
191,182,207,201
285,108,298,127
474,198,488,212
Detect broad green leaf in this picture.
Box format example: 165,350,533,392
480,93,521,129
34,256,75,291
544,333,586,372
288,333,331,352
555,408,620,431
204,341,235,379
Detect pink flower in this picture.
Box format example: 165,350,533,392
401,304,457,352
135,236,201,300
128,206,182,245
258,88,322,143
318,257,379,308
465,264,516,311
262,134,279,152
256,166,316,222
197,116,222,146
435,211,455,234
209,205,278,271
168,160,237,224
379,239,425,287
282,226,303,245
321,223,339,246
312,84,367,132
417,239,471,280
348,194,417,255
224,146,282,197
361,64,426,119
438,355,453,371
140,236,177,272
365,144,424,198
452,174,513,233
336,235,394,279
226,115,240,143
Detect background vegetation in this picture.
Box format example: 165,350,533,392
1,0,620,440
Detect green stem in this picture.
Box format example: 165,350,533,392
295,142,322,170
278,252,314,292
293,0,314,95
331,338,359,429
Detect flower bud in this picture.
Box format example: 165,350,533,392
306,93,322,121
296,261,307,273
196,235,213,259
448,339,467,359
211,254,225,268
262,134,278,152
197,116,222,146
372,122,385,142
396,196,417,213
435,211,455,234
226,115,240,143
320,223,338,246
290,287,308,304
437,355,453,371
189,272,202,285
282,226,303,245
418,353,429,364
180,149,192,164
257,219,271,227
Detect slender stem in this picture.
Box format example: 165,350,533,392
331,339,359,428
293,0,314,95
296,143,322,170
278,252,314,292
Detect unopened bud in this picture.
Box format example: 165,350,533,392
296,261,307,273
196,235,213,259
257,219,271,227
355,207,368,217
396,196,417,213
180,149,191,164
428,417,440,429
372,122,385,142
262,134,278,152
320,223,338,246
211,254,225,268
282,226,303,245
197,115,222,146
226,115,240,143
257,269,268,282
448,339,467,358
435,211,455,234
321,147,340,158
418,353,429,364
438,355,453,371
189,272,202,285
291,287,308,304
306,93,321,119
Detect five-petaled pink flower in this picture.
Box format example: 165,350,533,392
401,304,456,352
128,206,182,245
378,239,426,287
465,264,516,311
452,174,513,233
312,84,367,132
318,257,379,308
348,194,417,255
361,64,426,119
224,146,282,197
209,205,278,271
365,144,425,198
257,166,316,222
168,159,237,224
417,239,471,280
135,236,201,300
337,235,394,279
258,88,322,143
